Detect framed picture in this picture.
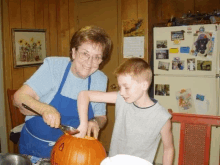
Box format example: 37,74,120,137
12,29,47,68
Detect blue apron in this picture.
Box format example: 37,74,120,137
19,62,94,158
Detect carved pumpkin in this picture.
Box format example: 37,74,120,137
50,134,107,165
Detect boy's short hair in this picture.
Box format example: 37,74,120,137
114,58,152,84
69,26,113,63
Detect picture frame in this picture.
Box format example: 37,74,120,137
12,29,47,68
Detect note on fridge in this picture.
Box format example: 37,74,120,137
194,94,209,114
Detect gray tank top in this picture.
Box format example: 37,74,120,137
109,93,171,163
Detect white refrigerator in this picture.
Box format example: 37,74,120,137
153,24,220,116
153,24,220,165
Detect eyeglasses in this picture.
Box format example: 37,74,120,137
77,51,103,65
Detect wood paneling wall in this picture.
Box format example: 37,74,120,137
154,0,220,23
2,0,75,152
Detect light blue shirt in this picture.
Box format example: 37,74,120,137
25,57,107,120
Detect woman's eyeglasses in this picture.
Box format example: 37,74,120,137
78,51,102,65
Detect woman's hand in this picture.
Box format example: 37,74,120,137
41,106,61,128
74,123,88,138
87,119,100,139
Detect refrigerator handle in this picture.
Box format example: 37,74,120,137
218,74,220,116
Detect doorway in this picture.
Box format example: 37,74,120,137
74,0,120,152
0,0,9,153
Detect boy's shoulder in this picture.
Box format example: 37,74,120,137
153,101,172,119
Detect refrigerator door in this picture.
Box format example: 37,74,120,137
154,75,219,115
153,24,220,76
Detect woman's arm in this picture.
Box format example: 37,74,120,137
87,115,107,139
94,115,107,129
13,84,61,128
76,91,117,138
14,85,40,115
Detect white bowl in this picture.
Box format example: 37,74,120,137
101,154,152,165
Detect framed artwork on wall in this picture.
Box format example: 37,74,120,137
12,29,47,68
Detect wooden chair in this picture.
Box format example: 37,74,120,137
168,109,220,165
7,89,25,153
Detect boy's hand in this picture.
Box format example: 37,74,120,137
74,123,88,138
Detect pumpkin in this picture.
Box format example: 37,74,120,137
50,134,107,165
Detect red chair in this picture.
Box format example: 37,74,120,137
7,89,25,153
169,109,220,165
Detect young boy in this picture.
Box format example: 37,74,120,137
77,58,174,164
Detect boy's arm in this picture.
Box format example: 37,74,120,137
161,119,174,165
76,91,117,138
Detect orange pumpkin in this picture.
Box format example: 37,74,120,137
50,134,107,165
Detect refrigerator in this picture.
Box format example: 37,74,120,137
153,24,220,164
153,24,220,116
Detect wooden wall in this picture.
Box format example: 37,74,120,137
2,0,75,152
154,0,220,23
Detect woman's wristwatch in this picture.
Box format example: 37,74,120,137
92,118,98,124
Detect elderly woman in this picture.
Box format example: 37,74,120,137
13,26,112,160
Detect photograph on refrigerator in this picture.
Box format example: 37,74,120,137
171,31,185,41
197,60,212,71
187,58,196,71
172,57,184,70
156,50,169,59
158,61,170,71
156,40,167,48
155,84,170,96
191,26,215,58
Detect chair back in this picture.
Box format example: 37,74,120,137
7,89,25,128
7,89,25,153
168,109,220,165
